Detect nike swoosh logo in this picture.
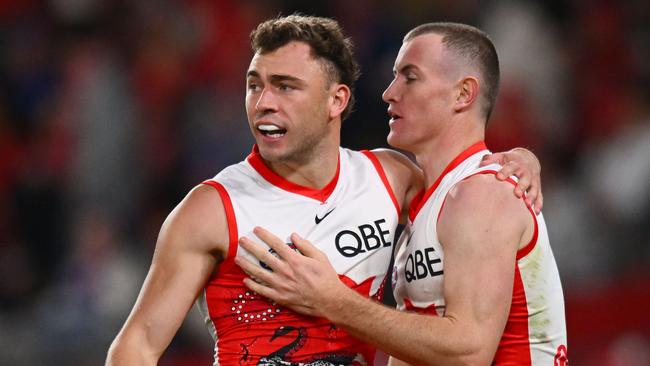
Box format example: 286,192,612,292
314,207,336,224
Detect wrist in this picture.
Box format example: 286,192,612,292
319,281,356,323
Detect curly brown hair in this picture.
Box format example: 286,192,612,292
250,14,361,120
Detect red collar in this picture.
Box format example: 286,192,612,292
408,141,487,221
246,145,340,203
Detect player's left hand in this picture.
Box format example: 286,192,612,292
480,147,543,214
235,227,345,317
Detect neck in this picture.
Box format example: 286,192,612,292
263,132,340,190
415,119,485,189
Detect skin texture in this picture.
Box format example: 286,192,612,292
106,37,543,364
237,33,541,365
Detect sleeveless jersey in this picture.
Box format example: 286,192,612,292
197,146,400,366
392,141,568,365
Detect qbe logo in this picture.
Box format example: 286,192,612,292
334,219,392,257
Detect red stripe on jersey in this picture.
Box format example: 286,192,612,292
201,180,239,261
403,298,439,316
516,202,539,260
409,141,487,221
246,145,340,203
361,150,401,216
493,265,532,365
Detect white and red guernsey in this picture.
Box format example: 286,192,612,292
392,141,568,365
197,146,400,366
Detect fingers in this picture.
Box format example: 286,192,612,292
494,161,544,214
533,191,543,214
239,236,285,271
254,227,295,258
496,161,521,188
512,168,530,198
289,233,322,259
480,152,504,167
242,277,277,300
235,254,275,285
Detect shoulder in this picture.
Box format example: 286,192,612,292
370,148,424,197
438,174,530,245
448,173,520,209
368,148,420,175
159,183,230,258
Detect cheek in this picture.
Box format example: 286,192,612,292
245,93,257,108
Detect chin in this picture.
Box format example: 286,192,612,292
387,132,407,150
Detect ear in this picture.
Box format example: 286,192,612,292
328,84,351,119
453,76,480,113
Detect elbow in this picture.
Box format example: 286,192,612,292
434,333,495,366
105,331,158,366
106,335,133,366
106,337,123,366
453,353,494,366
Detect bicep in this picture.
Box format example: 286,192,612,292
115,185,229,356
441,229,517,340
438,177,527,359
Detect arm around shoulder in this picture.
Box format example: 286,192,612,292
106,184,230,365
370,149,423,222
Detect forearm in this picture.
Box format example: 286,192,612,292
322,286,490,366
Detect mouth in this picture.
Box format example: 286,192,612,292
256,123,287,139
387,109,402,123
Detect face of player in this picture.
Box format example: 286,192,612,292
382,33,458,153
245,41,337,164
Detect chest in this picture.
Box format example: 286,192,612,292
392,208,446,310
229,170,399,284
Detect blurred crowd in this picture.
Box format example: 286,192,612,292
1,0,649,365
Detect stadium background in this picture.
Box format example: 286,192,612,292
1,0,649,364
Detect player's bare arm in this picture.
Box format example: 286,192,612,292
236,173,533,365
370,149,423,223
106,185,229,365
374,147,543,224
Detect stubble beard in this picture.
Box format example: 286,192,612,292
274,125,327,166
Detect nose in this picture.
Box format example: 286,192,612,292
382,78,399,103
255,88,278,113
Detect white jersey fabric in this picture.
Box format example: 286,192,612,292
392,141,568,365
196,145,400,366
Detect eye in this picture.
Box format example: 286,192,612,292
247,82,260,92
405,73,417,83
278,83,295,91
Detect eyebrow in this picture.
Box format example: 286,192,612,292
246,70,305,85
246,70,261,79
393,64,420,75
